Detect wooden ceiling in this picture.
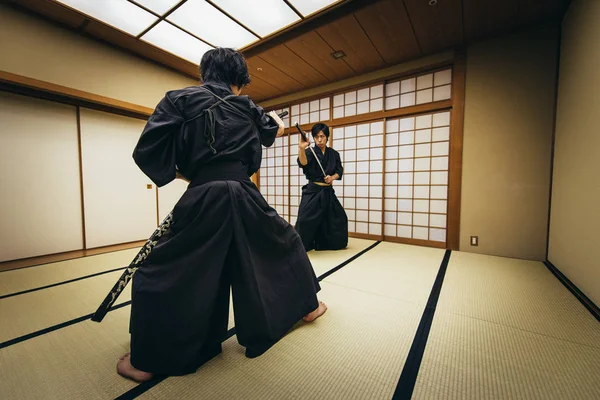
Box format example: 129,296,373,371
7,0,570,103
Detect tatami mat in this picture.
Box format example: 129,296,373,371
323,242,445,304
0,306,137,399
436,251,600,348
3,241,599,400
0,241,379,399
0,248,139,296
0,270,131,343
307,238,375,277
413,311,600,400
0,239,371,344
139,281,424,400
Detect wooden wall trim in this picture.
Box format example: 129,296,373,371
349,232,383,241
285,99,453,135
384,236,447,249
447,50,466,251
0,70,153,119
75,106,87,250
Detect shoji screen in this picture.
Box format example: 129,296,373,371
333,121,384,237
333,83,384,119
260,136,290,221
80,108,157,248
383,111,450,244
290,97,330,125
385,68,452,110
0,92,83,262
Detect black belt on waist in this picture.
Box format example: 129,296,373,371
189,160,250,188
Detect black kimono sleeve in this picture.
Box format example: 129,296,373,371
132,94,185,187
333,150,344,180
248,97,279,147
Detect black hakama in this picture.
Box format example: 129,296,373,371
129,82,320,375
295,147,348,251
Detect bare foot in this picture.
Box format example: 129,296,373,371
303,301,327,322
117,353,153,382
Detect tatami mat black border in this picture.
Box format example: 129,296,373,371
393,249,452,400
0,266,127,300
317,241,381,280
116,241,382,399
0,301,132,349
544,260,600,322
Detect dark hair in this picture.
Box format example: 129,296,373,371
311,123,330,139
199,47,251,88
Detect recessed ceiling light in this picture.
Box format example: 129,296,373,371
211,0,300,38
132,0,181,15
286,0,343,17
141,21,212,64
429,0,438,5
167,0,258,48
54,0,157,36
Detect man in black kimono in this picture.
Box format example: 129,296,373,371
117,48,327,382
295,123,348,251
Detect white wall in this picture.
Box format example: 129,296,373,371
0,92,83,262
80,108,157,248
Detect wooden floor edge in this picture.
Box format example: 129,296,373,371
0,241,145,272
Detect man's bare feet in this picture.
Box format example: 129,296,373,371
303,301,327,322
117,353,154,382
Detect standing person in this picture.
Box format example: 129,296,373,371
295,123,348,251
117,48,327,382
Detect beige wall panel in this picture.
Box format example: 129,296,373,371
158,180,188,222
460,24,559,260
0,92,83,262
548,0,600,305
80,108,156,248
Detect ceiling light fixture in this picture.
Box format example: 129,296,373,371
429,0,438,5
331,51,346,59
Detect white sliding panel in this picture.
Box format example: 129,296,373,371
0,92,83,262
158,180,188,222
80,108,156,248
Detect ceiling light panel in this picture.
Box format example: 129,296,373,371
210,0,300,38
141,21,213,64
168,0,258,48
287,0,343,17
132,0,182,15
54,0,157,36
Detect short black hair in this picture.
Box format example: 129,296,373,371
311,123,330,139
199,47,251,88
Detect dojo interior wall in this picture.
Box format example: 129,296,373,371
0,3,571,266
0,92,191,262
261,23,560,262
547,0,600,306
0,4,194,262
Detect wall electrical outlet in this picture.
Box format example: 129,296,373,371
470,236,478,246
